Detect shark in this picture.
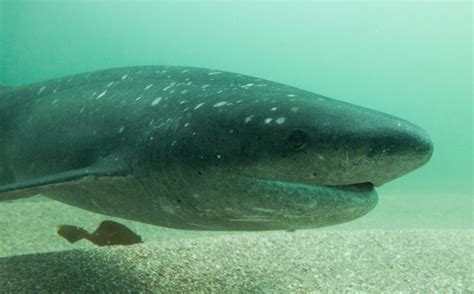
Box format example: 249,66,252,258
0,66,433,230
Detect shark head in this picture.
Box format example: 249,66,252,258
227,93,434,188
144,68,433,230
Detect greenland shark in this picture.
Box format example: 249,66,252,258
0,66,433,230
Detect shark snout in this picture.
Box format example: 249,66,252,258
302,104,434,187
369,123,432,158
363,119,433,186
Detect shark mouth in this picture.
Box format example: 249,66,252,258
331,182,375,192
236,173,375,193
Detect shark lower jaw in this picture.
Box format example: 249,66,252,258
236,174,375,193
219,175,378,230
277,181,376,195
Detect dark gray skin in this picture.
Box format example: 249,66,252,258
0,66,433,230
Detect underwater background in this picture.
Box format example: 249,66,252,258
0,1,472,292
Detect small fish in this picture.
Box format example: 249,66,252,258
57,220,143,246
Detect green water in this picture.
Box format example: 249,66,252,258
0,3,472,292
0,1,472,228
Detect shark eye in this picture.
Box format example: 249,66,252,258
288,130,308,150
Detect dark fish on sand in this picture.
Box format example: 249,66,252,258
57,220,142,246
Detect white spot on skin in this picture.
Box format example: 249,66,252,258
318,154,325,160
52,99,58,105
217,154,221,159
213,101,227,107
270,107,278,111
201,84,210,89
180,100,188,105
208,71,222,75
397,122,402,127
264,118,273,124
181,69,190,73
194,102,205,110
136,96,143,101
229,129,235,134
184,123,190,127
118,126,125,133
163,82,176,91
121,74,128,80
106,82,114,87
181,90,189,94
96,90,107,99
151,97,162,106
244,115,254,124
79,107,85,114
287,94,296,97
276,117,286,124
241,83,254,89
291,107,299,112
217,90,224,94
37,86,46,95
144,84,153,90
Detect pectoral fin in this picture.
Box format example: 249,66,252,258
57,225,89,243
0,165,127,202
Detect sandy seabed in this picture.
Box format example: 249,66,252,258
0,195,473,292
1,229,473,292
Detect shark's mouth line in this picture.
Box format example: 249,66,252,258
236,174,375,193
331,182,375,192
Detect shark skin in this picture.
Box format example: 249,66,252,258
0,66,433,231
